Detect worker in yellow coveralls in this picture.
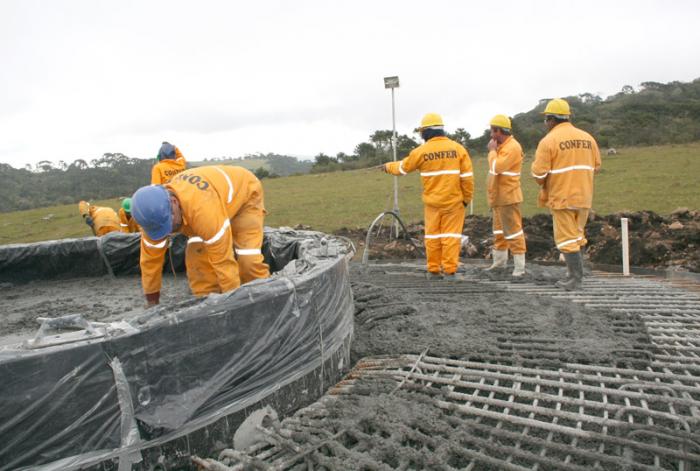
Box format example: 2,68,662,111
78,201,121,236
383,113,474,280
151,141,187,184
531,99,602,291
485,115,527,277
131,165,270,305
118,198,140,233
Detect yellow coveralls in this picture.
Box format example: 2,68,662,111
487,135,526,255
140,166,270,296
118,208,141,233
151,147,187,185
78,201,121,236
386,136,474,274
531,122,601,253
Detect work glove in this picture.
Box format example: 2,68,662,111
84,216,94,227
145,291,160,306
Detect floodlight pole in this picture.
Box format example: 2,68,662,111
384,75,401,238
390,87,399,237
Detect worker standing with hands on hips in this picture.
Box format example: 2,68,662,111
131,165,270,305
383,113,474,280
151,141,187,184
78,201,121,236
118,198,140,233
531,98,601,291
485,115,527,276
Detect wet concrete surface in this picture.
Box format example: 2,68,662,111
349,263,654,368
0,274,192,344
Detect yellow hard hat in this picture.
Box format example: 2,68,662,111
489,114,511,130
419,113,444,129
541,98,571,116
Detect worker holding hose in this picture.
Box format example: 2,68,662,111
531,99,601,291
485,115,527,277
383,113,474,280
131,165,270,305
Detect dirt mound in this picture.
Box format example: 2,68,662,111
335,209,700,272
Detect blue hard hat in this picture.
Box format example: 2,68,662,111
158,142,176,160
131,185,173,241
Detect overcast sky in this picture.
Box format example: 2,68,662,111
1,0,699,168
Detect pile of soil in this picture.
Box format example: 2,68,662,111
349,264,653,368
334,208,700,272
0,275,192,343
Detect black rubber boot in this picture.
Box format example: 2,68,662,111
556,252,583,291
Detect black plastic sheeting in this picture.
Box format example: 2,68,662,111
0,228,302,284
0,229,354,471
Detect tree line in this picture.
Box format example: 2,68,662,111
310,77,700,173
2,77,698,211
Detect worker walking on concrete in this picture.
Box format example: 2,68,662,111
383,113,474,280
78,201,121,236
131,165,270,305
151,141,187,184
485,115,527,276
531,99,601,291
118,198,140,233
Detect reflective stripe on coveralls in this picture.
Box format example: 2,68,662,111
557,236,583,249
424,233,463,239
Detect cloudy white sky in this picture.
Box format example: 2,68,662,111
1,0,699,168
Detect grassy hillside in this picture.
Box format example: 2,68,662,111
1,143,698,244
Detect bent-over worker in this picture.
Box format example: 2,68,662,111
531,98,601,291
131,165,270,305
485,115,527,277
151,141,187,185
383,113,474,280
78,201,121,236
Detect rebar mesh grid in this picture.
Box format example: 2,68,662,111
194,355,700,470
194,266,700,470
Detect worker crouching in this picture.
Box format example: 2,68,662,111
131,165,270,305
383,113,474,280
78,201,121,236
531,99,601,291
485,115,526,277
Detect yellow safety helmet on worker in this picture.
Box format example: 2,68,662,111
489,115,512,134
418,113,444,130
541,98,571,119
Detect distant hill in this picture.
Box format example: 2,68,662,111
191,153,312,176
0,152,312,213
2,78,698,212
308,77,700,174
509,78,700,150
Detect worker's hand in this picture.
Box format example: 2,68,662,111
145,292,160,306
487,139,498,152
380,164,388,173
84,216,94,227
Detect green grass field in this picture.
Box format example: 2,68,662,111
1,143,698,244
